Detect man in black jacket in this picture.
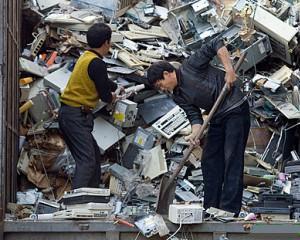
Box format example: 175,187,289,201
147,38,250,216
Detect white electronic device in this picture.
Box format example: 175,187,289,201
175,189,201,202
66,202,113,211
113,99,138,128
192,0,210,13
140,145,167,180
66,188,110,196
19,57,48,77
152,105,190,139
53,208,112,219
60,188,111,205
135,215,159,238
114,84,145,99
133,127,155,149
168,204,203,224
36,0,60,11
169,161,187,178
253,6,298,64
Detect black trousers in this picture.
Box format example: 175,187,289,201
58,104,102,189
202,101,250,216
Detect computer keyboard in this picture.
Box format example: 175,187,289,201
152,105,190,139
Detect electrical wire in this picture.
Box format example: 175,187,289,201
286,122,300,131
31,121,56,200
273,125,285,159
249,128,257,152
28,31,44,48
182,227,187,240
26,91,61,200
251,52,257,76
167,220,183,240
250,1,258,31
134,231,141,240
116,126,123,166
190,230,195,240
166,214,192,240
108,96,124,166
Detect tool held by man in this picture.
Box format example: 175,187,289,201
156,53,247,215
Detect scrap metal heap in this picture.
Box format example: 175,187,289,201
9,0,300,237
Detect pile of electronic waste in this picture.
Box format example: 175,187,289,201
9,0,300,238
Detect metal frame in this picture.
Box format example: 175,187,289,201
3,221,300,240
0,0,21,235
0,0,7,238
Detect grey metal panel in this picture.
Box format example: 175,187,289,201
4,232,300,240
3,221,300,233
3,221,300,240
4,233,107,240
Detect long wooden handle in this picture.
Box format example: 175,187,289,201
165,53,247,185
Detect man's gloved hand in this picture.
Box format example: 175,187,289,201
184,124,202,145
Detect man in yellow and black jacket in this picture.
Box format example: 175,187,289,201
58,23,117,189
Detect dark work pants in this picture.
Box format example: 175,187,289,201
58,104,102,189
201,101,250,216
